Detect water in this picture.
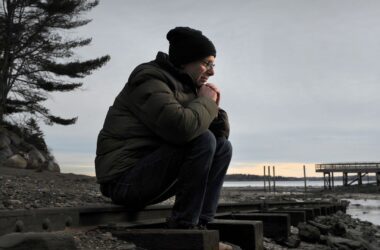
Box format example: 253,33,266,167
223,181,380,226
344,199,380,226
223,180,326,187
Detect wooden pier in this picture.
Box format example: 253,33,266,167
315,162,380,189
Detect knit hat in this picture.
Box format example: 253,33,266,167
167,27,216,67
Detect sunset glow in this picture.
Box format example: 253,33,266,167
227,162,322,177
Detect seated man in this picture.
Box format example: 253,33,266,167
95,26,232,229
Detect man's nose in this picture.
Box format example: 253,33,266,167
207,67,215,76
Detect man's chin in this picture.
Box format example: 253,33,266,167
199,80,207,85
196,81,206,87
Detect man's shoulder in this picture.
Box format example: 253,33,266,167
129,60,168,84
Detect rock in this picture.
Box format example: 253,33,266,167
0,146,13,162
346,229,379,250
7,200,22,206
218,242,232,250
308,220,331,235
46,161,60,172
27,148,46,169
18,141,34,151
290,226,299,234
219,242,242,250
4,154,27,169
0,132,11,149
0,128,58,173
100,232,114,240
282,234,300,248
7,131,21,146
297,222,321,243
2,199,23,209
319,234,328,245
326,236,365,250
0,232,77,250
331,221,346,236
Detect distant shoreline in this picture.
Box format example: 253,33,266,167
224,173,377,181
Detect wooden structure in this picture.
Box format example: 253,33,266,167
315,162,380,189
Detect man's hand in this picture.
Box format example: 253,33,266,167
198,84,218,103
205,83,220,106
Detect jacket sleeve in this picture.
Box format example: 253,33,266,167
209,108,230,139
126,77,219,145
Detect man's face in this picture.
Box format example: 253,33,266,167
182,55,215,87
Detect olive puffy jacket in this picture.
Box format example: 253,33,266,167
95,52,230,184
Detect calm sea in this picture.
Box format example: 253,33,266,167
223,180,326,187
343,199,380,226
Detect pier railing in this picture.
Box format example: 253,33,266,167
315,162,380,172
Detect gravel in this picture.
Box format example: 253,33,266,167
71,229,143,250
0,167,112,210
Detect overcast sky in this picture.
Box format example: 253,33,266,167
40,0,380,177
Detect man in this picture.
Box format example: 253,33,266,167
95,27,232,229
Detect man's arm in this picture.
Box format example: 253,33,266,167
209,108,230,139
127,77,219,145
203,83,230,139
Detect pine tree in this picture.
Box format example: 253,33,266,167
23,117,48,151
0,0,110,125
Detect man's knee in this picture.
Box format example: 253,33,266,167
190,130,217,153
217,137,233,158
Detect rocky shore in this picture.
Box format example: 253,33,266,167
1,167,380,249
0,128,60,173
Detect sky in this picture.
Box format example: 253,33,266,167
40,0,380,178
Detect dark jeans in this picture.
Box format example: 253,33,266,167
100,130,232,226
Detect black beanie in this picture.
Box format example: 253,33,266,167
167,27,216,67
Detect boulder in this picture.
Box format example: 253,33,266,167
346,229,379,250
326,236,365,250
2,199,23,208
290,226,299,234
219,242,233,250
319,234,328,245
282,234,300,248
0,146,13,162
7,131,22,146
46,161,60,172
27,148,46,169
297,222,321,243
308,220,331,235
0,232,77,250
219,242,242,250
0,132,11,149
331,221,346,236
336,210,345,216
4,154,27,169
0,128,59,173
